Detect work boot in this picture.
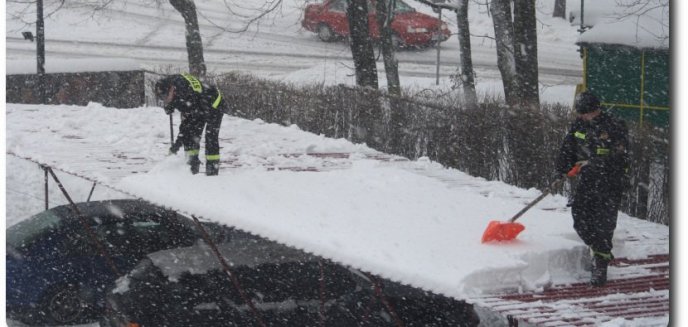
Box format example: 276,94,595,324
590,254,611,287
206,160,219,176
188,155,201,175
581,249,593,272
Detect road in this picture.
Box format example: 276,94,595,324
6,0,583,85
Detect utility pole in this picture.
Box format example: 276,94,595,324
37,0,46,103
577,0,586,58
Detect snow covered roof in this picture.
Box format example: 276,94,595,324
576,1,669,49
6,103,670,325
6,57,142,75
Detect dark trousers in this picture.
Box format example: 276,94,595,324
571,188,621,255
179,110,223,160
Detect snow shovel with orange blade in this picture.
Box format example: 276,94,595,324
481,164,583,243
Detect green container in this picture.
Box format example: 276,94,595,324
579,43,669,127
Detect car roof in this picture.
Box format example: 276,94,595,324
43,199,181,224
6,199,180,249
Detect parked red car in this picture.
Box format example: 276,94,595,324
302,0,451,48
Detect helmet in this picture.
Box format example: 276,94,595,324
154,78,171,100
575,91,601,114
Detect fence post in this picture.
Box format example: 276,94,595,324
41,164,49,210
86,181,97,202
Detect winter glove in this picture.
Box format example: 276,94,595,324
164,104,175,115
566,161,588,177
168,137,183,155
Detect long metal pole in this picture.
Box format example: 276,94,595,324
43,165,49,210
579,0,585,33
86,181,97,202
169,114,174,146
578,0,585,58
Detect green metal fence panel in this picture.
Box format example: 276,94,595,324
642,50,670,126
584,44,669,127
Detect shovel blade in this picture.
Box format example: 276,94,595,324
481,220,525,243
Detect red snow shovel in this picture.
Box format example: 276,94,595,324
480,164,582,243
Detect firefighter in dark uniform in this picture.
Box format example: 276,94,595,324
155,73,225,176
556,91,629,286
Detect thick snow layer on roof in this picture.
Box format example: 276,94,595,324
5,103,669,307
576,0,669,49
6,57,141,75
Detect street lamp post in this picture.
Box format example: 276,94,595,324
578,0,586,58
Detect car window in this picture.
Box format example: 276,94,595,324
55,224,94,257
12,223,89,260
393,0,415,13
92,219,132,255
92,213,198,259
328,0,347,12
6,210,64,252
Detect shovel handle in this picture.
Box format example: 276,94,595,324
508,177,566,223
169,114,174,145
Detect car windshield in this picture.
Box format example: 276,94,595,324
393,0,415,13
6,210,64,250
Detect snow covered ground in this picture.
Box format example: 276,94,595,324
5,103,670,326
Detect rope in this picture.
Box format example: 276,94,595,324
8,151,136,199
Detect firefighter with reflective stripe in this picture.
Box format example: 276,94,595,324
555,91,629,287
155,73,225,176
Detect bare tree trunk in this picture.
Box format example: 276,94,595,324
513,0,539,110
375,0,404,153
490,0,542,188
455,0,478,109
553,0,566,19
36,0,46,103
169,0,206,76
490,0,519,106
375,0,400,96
347,0,378,89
